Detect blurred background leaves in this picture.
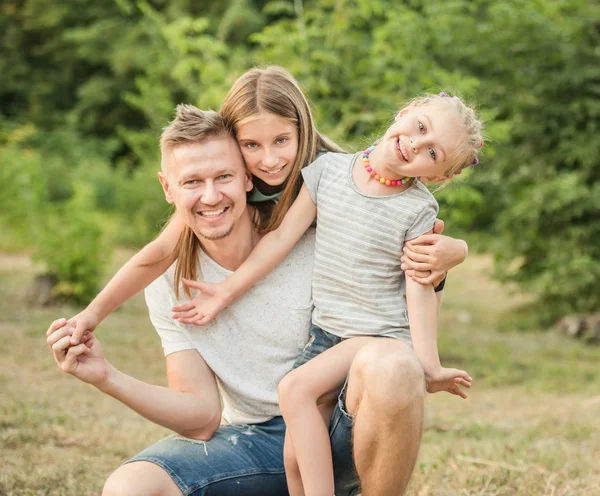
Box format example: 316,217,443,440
1,0,597,322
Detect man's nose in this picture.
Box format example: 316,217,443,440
200,182,222,205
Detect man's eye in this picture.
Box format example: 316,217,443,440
428,148,436,160
418,121,425,133
217,174,232,180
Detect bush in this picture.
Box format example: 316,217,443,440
0,124,112,303
34,184,107,304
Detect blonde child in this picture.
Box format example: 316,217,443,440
170,92,483,496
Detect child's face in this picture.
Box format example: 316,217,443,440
235,112,299,191
379,101,465,181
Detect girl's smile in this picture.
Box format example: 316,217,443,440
379,101,466,182
236,112,299,193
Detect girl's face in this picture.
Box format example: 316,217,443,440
235,112,299,192
379,101,465,181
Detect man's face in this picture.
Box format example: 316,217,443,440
159,136,253,241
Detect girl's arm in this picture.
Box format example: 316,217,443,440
172,185,317,326
405,232,472,399
69,214,185,344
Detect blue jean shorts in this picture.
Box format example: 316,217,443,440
292,324,343,370
125,330,360,495
126,400,358,495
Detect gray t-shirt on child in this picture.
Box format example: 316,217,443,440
301,152,438,343
144,230,315,425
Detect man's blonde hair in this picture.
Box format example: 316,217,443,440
160,104,232,172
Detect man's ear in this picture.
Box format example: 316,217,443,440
245,170,254,193
158,171,175,204
394,101,417,121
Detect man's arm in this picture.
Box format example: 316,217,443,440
402,222,468,286
47,320,222,439
99,350,222,439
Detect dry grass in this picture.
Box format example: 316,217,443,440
0,251,598,495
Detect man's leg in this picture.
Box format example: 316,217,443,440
345,339,425,495
103,461,182,496
103,417,288,496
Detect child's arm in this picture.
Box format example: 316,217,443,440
172,185,317,326
68,214,185,344
405,232,472,398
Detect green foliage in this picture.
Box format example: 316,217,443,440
1,0,597,319
0,124,113,302
437,0,600,324
35,185,106,304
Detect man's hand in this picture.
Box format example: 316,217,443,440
171,279,232,326
46,318,110,387
45,310,101,346
426,367,472,399
402,219,468,286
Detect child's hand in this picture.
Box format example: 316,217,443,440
46,310,101,346
46,317,95,347
171,279,232,326
426,367,472,399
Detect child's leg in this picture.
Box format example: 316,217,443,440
279,336,374,496
283,431,303,496
283,403,337,496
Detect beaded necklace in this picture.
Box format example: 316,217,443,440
362,146,411,187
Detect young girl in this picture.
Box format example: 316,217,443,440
68,67,467,344
170,92,483,496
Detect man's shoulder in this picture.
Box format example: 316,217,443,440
144,263,177,310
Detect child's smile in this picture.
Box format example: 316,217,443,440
377,101,467,182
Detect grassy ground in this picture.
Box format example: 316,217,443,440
1,251,598,495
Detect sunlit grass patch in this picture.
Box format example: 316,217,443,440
1,251,599,495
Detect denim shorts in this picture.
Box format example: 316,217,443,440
292,324,343,370
126,345,360,495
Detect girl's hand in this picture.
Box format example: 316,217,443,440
402,231,468,286
45,310,101,346
171,279,232,326
426,367,472,399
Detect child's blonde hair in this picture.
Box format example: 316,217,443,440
408,93,485,177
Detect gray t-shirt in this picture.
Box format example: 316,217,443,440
302,152,438,343
144,230,315,425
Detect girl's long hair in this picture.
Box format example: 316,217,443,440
221,66,343,233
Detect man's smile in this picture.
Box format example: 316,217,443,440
196,206,231,221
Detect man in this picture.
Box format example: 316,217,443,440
47,105,427,495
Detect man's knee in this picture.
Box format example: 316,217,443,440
348,340,425,414
103,461,181,496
